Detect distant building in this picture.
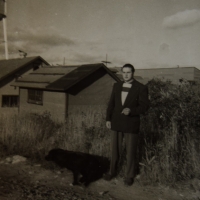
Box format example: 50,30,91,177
12,63,120,122
0,56,49,115
135,67,200,84
111,66,200,84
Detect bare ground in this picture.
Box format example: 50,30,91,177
0,157,200,200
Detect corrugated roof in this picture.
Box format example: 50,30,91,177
16,75,64,83
30,65,79,75
12,63,120,91
0,56,49,81
13,65,80,89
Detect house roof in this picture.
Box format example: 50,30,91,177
47,63,120,91
12,63,121,93
13,65,79,89
0,56,49,81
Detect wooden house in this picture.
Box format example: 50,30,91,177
0,56,49,115
12,63,120,122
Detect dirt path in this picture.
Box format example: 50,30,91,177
0,157,199,200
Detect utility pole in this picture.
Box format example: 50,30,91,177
101,54,111,67
1,0,8,59
3,0,8,59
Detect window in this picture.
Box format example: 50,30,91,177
28,89,43,105
2,95,19,107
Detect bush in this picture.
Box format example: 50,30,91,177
139,78,200,184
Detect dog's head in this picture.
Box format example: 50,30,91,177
45,148,65,161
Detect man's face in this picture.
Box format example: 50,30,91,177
122,67,133,82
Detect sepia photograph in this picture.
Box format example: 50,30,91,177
0,0,200,199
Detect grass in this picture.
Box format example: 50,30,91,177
0,106,111,161
0,78,200,185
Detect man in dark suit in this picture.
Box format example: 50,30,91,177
104,63,149,186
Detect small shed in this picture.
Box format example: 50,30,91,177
0,56,49,115
12,63,120,122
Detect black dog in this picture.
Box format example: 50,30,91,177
45,148,109,186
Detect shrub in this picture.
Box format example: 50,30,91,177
139,78,200,184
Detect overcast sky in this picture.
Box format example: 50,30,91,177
0,0,200,68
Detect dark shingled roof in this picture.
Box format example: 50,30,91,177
0,56,49,81
46,63,121,91
12,63,121,93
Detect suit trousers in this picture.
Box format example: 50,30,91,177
109,131,138,179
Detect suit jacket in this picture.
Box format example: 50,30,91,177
106,80,149,133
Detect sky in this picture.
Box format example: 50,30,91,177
0,0,200,69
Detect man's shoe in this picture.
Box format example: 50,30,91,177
124,178,134,186
103,173,115,181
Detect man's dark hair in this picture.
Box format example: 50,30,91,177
122,64,135,73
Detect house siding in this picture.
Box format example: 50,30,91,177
68,74,117,116
0,81,19,115
19,89,66,122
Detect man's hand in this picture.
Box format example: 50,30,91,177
121,108,131,115
106,121,111,129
